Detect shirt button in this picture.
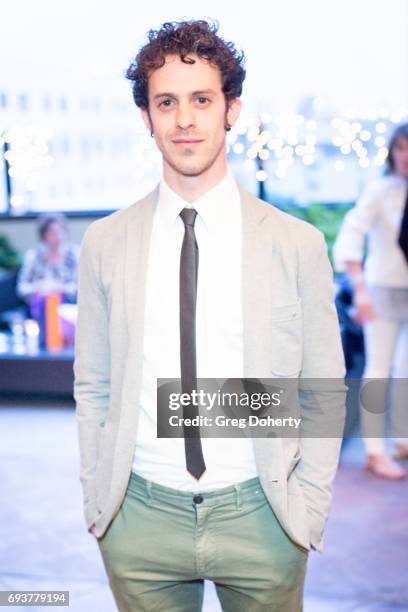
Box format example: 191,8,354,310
193,494,203,504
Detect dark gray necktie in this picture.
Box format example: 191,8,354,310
397,183,408,265
179,207,206,480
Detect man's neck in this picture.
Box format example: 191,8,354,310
163,158,229,203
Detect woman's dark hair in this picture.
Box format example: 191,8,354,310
124,19,246,109
385,122,408,174
37,213,68,241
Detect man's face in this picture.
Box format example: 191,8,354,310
141,54,241,177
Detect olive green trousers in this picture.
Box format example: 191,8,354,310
97,471,308,611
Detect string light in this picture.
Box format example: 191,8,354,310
375,122,387,133
256,170,267,182
358,157,370,168
351,122,362,133
214,103,405,185
10,194,24,208
360,130,371,141
374,156,385,166
233,142,245,155
2,103,405,209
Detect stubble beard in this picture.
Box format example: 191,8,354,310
162,137,226,178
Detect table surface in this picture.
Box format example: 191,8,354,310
0,331,74,360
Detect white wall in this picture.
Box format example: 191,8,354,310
1,0,407,112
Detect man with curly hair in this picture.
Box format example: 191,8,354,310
74,18,346,612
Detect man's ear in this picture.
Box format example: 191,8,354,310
226,97,242,129
141,107,153,134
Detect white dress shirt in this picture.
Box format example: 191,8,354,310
131,168,258,490
332,174,408,287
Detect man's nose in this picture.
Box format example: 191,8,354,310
176,102,195,130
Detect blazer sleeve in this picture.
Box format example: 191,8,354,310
73,224,110,532
295,229,347,553
332,181,382,272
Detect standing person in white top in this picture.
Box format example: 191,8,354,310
333,122,408,479
74,18,347,612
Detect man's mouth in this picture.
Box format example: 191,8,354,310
172,139,204,145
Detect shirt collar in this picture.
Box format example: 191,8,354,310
157,167,240,231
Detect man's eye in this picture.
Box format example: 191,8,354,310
160,99,173,108
196,96,209,105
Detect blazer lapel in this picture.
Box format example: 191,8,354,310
238,182,273,378
124,185,158,350
238,183,285,494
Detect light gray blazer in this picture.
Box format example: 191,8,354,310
73,180,347,554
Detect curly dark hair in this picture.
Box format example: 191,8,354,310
124,19,246,109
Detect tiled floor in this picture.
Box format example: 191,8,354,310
0,404,407,611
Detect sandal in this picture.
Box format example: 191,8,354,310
365,453,407,480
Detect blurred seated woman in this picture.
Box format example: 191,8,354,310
16,213,80,308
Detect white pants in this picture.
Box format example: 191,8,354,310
361,318,408,454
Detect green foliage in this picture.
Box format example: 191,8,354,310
0,234,21,271
279,202,353,268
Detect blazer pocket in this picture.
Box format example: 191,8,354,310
270,298,302,376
